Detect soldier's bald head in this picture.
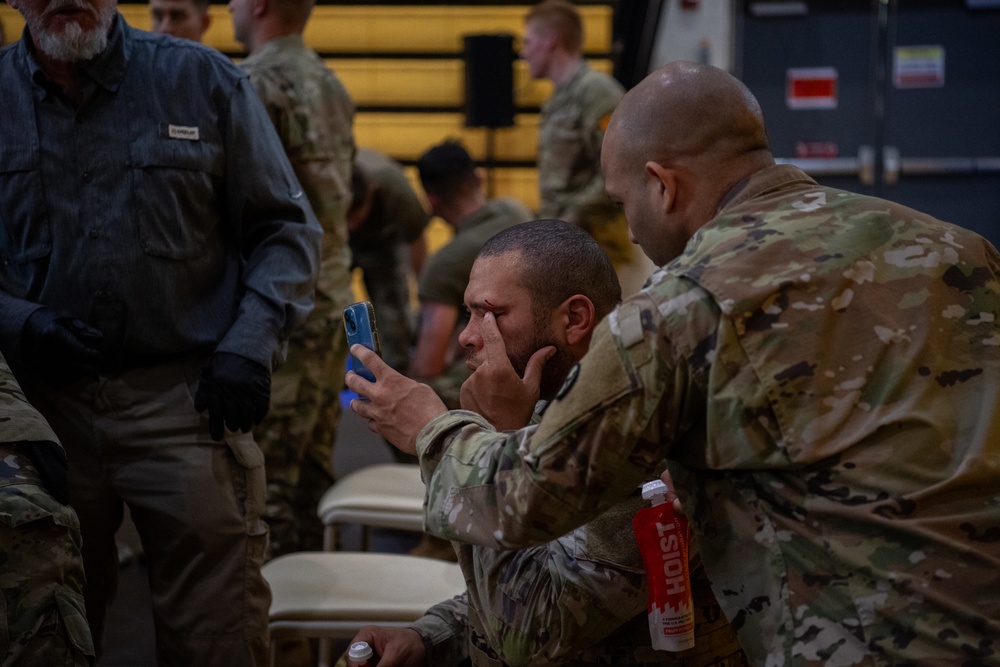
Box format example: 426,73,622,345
609,61,770,173
601,62,775,265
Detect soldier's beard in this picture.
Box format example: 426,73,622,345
26,0,115,63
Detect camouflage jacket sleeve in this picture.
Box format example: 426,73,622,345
407,591,470,667
0,351,61,447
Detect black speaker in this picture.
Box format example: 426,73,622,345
463,34,515,128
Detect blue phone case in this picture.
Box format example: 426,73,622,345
344,301,381,382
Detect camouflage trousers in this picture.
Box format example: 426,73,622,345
0,444,94,666
255,315,348,560
353,243,415,373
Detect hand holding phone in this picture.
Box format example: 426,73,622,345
344,301,382,382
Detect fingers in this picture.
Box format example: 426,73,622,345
479,312,507,363
351,344,391,378
658,468,685,515
345,368,376,401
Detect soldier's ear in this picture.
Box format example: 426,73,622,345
561,295,596,347
644,161,677,214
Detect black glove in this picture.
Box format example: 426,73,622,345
194,352,270,441
20,307,103,386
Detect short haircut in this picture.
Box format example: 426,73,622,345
271,0,315,29
478,219,621,321
525,0,583,54
190,0,210,12
416,139,479,200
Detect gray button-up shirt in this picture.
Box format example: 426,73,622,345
0,16,321,370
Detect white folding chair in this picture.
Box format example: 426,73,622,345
263,551,466,667
317,463,426,551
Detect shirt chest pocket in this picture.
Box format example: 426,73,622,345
0,145,52,264
129,130,225,260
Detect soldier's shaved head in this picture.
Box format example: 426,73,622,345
611,61,771,177
602,62,775,265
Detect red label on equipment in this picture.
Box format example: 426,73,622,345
786,67,838,109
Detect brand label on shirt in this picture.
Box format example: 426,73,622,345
167,125,200,141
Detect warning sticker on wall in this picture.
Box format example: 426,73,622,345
786,67,838,110
893,46,945,89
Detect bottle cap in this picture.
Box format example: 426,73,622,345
349,641,373,661
641,479,669,500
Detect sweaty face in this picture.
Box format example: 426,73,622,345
150,0,208,42
13,0,116,62
459,254,574,400
519,22,551,80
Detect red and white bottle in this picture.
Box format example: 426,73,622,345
632,479,695,652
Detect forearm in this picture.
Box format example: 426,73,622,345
417,311,673,548
408,593,469,667
409,303,458,379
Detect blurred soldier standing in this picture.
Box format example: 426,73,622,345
347,148,430,374
149,0,212,42
231,0,355,559
521,0,632,267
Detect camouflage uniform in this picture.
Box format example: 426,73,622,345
418,198,532,408
1,354,94,665
407,410,746,666
350,148,430,372
415,165,1000,665
537,62,631,264
241,36,355,558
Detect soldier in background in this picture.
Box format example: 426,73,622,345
342,220,746,667
410,140,531,410
347,148,430,374
349,61,1000,664
150,0,211,42
521,0,632,268
231,0,355,559
1,352,94,666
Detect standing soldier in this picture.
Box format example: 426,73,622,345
521,0,632,267
230,0,355,559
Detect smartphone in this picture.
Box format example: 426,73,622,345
343,301,381,382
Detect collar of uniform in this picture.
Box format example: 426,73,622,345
715,163,818,215
22,12,129,95
247,34,308,62
555,59,588,93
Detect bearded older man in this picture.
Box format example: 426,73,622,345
0,0,322,664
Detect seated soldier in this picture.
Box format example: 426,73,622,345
342,220,747,666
